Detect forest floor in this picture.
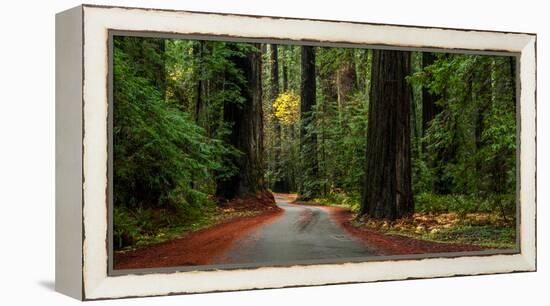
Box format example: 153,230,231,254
290,194,516,253
114,191,282,269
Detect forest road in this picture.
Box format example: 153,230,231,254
212,194,377,265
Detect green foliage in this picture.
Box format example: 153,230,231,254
298,110,321,199
113,203,218,250
263,45,304,192
113,37,246,249
164,40,257,135
415,192,493,214
296,48,370,196
313,192,362,213
408,54,516,207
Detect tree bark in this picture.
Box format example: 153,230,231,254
422,52,451,194
216,44,266,199
282,46,289,92
270,44,280,101
336,61,357,108
474,60,491,154
359,49,414,220
298,46,319,200
421,52,441,138
270,44,290,192
194,41,204,123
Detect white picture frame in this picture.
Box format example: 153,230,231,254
55,4,536,300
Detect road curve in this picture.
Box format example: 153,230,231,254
212,194,377,265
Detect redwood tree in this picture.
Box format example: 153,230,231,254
422,52,441,138
298,45,319,200
359,49,414,220
421,52,448,194
216,44,266,199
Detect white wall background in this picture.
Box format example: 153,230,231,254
0,0,546,304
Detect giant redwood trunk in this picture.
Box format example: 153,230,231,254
298,46,319,200
216,44,266,199
359,50,414,220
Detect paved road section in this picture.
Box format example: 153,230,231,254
214,195,377,265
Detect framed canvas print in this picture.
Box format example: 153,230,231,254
55,4,537,300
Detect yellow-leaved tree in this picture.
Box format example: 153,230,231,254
273,91,300,125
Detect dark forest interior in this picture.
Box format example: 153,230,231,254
112,36,517,253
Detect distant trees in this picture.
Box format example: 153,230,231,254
421,53,441,137
421,52,446,193
314,48,370,197
359,50,414,219
265,45,301,194
409,53,516,216
269,44,289,193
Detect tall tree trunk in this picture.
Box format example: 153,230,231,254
489,58,515,219
298,46,319,200
270,44,280,99
281,46,294,191
409,52,422,143
150,38,166,101
336,61,357,107
336,60,356,127
471,59,492,196
421,52,441,138
422,52,450,194
216,44,266,199
490,59,505,194
270,44,287,192
333,55,357,189
359,50,414,220
194,41,204,123
282,46,289,92
474,61,491,155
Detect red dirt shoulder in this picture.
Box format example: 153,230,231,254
329,208,485,255
114,191,282,270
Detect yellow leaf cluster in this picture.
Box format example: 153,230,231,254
273,91,300,125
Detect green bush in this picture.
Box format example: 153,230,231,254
414,192,515,216
314,191,361,212
113,197,217,250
